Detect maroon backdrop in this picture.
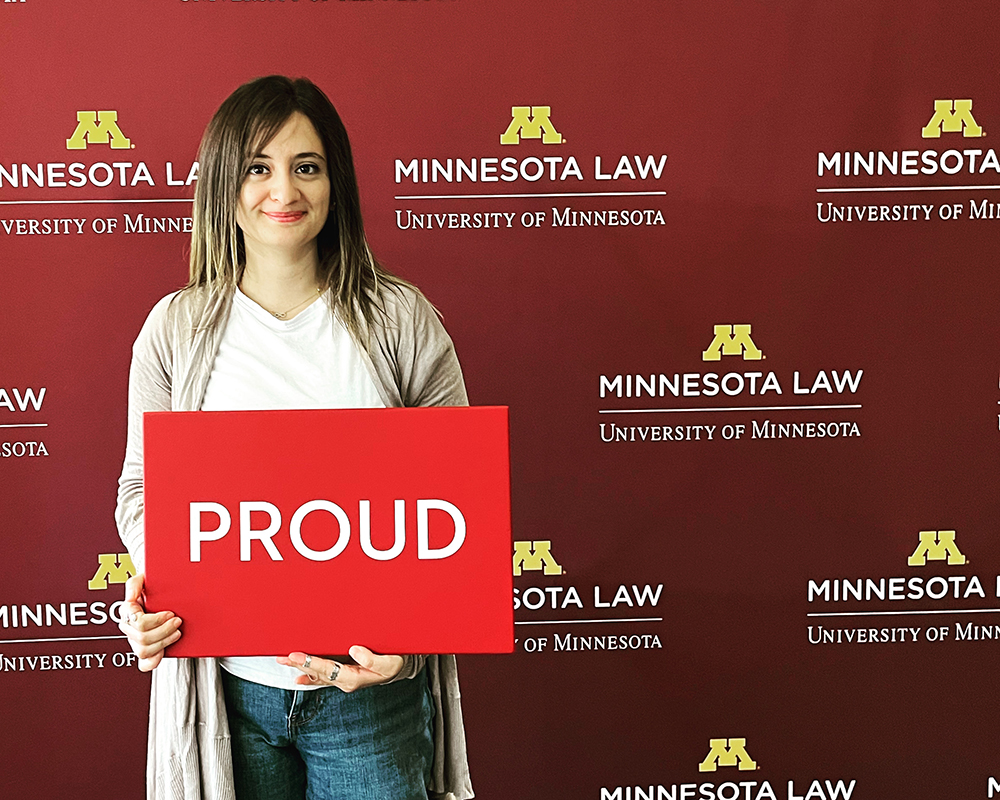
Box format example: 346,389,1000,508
3,2,999,798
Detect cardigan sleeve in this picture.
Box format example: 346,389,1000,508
374,285,469,409
115,293,179,573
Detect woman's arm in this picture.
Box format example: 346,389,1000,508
115,294,185,670
368,286,469,409
116,294,178,571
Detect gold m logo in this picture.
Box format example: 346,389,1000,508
907,530,965,567
702,324,763,361
512,541,562,576
921,100,982,139
66,111,132,150
699,738,756,772
88,553,136,590
500,106,562,145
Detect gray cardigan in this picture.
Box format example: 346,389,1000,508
116,285,474,800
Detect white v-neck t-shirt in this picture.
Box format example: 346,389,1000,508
201,288,385,689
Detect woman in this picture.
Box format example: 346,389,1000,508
115,75,474,800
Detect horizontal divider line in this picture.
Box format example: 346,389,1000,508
394,191,667,200
0,198,193,206
515,617,663,626
599,404,861,414
0,634,128,644
816,185,1000,193
807,608,1000,618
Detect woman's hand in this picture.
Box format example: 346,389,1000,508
118,573,183,672
276,646,404,693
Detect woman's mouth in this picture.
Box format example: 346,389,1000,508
264,211,306,223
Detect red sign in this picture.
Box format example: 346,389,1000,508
142,407,513,657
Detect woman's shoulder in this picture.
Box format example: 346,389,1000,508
141,285,203,319
135,285,230,351
370,281,439,330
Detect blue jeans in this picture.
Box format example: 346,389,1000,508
221,669,433,800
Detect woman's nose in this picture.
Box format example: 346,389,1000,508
269,171,300,204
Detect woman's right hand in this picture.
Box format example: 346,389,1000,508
118,573,183,672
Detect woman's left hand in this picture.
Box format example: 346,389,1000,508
276,646,404,692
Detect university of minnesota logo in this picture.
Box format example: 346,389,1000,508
698,738,757,772
512,540,562,576
702,324,763,362
88,552,136,590
907,530,966,567
921,99,982,139
66,110,132,150
500,106,562,145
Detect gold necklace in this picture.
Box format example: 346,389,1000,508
268,287,322,319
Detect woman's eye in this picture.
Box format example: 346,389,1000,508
247,163,268,175
296,163,321,175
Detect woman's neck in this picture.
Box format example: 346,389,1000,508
239,249,323,320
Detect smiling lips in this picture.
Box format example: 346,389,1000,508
264,211,306,223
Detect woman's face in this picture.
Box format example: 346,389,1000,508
237,111,331,264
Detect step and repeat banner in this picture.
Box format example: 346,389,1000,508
3,1,999,798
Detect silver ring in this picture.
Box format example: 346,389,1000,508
328,663,340,683
303,655,312,669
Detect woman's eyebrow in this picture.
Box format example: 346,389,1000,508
251,150,327,161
